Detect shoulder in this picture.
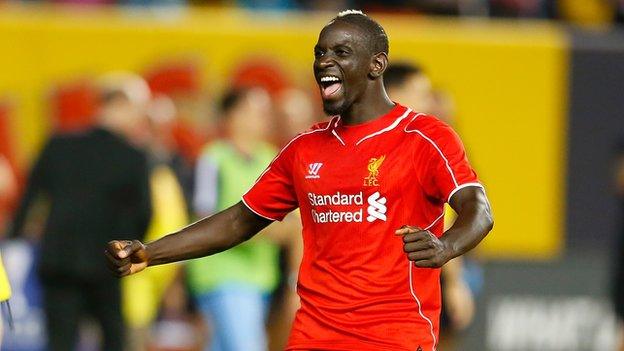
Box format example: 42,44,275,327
40,132,84,155
403,113,461,145
281,116,337,151
404,113,450,134
301,117,336,139
108,134,147,164
124,144,148,167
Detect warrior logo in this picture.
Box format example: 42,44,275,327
305,162,323,179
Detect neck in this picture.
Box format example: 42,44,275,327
340,84,394,125
98,117,124,137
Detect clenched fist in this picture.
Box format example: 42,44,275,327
105,240,149,277
395,225,452,268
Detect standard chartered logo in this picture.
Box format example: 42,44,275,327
366,191,387,222
308,191,388,223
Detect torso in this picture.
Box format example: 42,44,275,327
287,105,443,351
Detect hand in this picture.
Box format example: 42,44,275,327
105,240,149,277
395,225,452,268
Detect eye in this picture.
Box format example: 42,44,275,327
314,49,325,59
336,49,349,57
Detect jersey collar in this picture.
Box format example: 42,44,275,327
331,103,411,146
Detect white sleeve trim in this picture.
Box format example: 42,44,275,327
448,182,485,203
240,196,279,222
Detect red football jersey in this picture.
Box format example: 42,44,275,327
242,103,482,351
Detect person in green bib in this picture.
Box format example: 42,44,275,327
187,87,299,351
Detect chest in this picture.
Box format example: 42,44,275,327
295,135,419,194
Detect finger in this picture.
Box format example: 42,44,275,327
403,241,434,253
120,240,143,259
106,240,123,257
114,263,131,277
105,255,120,273
407,249,436,262
394,225,422,235
401,231,430,243
129,262,148,275
104,249,127,268
414,260,436,268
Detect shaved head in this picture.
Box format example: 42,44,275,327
326,10,389,56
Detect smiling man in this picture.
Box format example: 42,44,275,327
106,10,493,351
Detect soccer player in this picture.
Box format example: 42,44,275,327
106,10,493,351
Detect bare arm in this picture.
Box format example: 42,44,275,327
441,186,493,259
396,186,493,268
106,201,272,276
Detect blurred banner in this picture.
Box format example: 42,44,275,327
566,30,624,255
463,258,619,350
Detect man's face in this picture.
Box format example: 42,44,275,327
313,21,373,116
229,88,271,141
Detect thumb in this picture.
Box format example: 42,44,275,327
108,240,128,259
120,240,144,259
395,225,423,235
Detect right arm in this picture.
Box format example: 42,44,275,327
106,201,272,277
109,132,303,277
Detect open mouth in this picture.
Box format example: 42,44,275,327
319,75,343,99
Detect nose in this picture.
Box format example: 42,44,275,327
315,54,335,70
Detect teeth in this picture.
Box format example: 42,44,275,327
320,76,340,83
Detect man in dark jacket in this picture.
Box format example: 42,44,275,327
9,72,152,351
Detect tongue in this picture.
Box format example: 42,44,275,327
322,82,342,98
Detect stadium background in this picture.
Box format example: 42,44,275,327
0,2,622,350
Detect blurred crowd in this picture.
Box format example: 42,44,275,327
2,0,624,26
0,59,318,351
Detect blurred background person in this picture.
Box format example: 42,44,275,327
613,139,624,351
266,87,317,350
429,89,457,126
187,86,300,351
383,62,435,116
121,94,191,351
145,62,208,210
273,88,319,145
0,156,12,345
385,62,477,351
0,155,17,234
7,72,153,351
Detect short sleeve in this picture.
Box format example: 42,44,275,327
417,122,482,203
242,141,299,221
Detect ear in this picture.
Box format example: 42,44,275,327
369,52,388,80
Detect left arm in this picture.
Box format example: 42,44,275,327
396,186,493,268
